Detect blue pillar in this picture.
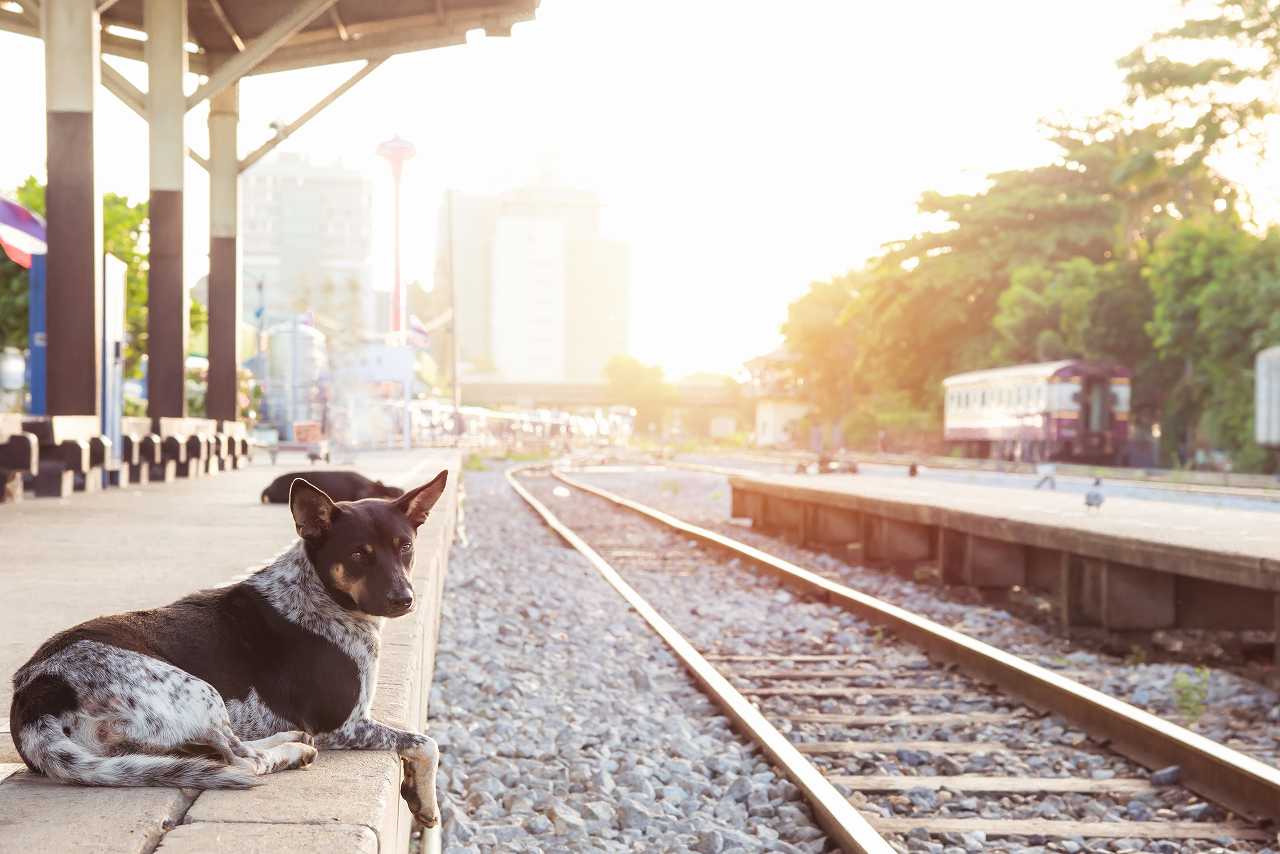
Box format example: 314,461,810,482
28,254,47,415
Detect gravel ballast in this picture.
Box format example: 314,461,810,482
430,469,834,853
544,465,1279,853
570,464,1280,774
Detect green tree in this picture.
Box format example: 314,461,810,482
778,102,1235,451
0,178,45,348
603,355,672,434
781,275,860,422
992,257,1166,416
0,177,201,379
1145,217,1280,468
1120,0,1280,168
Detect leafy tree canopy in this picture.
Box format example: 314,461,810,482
603,354,672,434
0,177,205,379
776,0,1280,469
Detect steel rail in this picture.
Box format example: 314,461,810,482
505,465,895,854
552,467,1280,824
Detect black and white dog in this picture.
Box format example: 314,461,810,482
8,471,448,827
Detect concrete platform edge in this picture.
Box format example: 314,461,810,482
0,452,459,854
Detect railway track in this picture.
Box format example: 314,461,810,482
508,464,1280,853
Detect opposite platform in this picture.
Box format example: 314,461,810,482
729,472,1280,656
0,449,458,854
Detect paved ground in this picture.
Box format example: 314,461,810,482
726,470,1280,566
0,449,447,728
0,447,456,854
688,453,1280,513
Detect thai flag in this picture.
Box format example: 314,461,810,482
0,196,47,269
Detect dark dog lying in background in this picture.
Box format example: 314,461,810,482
262,471,404,504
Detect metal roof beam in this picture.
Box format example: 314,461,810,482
99,59,146,118
238,58,384,173
249,29,463,75
327,6,349,41
12,0,38,26
206,0,244,52
245,5,535,78
0,1,38,36
185,0,337,112
99,60,206,170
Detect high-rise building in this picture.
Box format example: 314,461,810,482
435,183,629,384
241,153,377,333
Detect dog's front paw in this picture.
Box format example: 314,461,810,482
400,758,439,828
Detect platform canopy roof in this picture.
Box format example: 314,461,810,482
0,0,539,75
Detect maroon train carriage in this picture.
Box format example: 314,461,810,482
942,360,1131,464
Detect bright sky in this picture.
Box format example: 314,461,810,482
0,0,1237,378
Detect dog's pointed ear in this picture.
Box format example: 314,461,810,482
393,470,448,529
290,478,338,540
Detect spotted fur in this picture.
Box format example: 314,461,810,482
9,471,448,826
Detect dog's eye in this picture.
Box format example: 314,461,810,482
400,543,413,554
350,551,365,562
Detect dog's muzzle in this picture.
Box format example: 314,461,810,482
385,592,415,617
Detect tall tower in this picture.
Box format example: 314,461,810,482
376,135,416,333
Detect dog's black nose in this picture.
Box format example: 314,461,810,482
387,592,414,611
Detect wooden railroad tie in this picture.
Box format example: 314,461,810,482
745,687,952,697
796,740,1009,755
831,775,1156,794
870,818,1269,841
782,712,1022,727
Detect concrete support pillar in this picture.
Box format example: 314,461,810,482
731,485,746,518
939,529,966,584
867,517,933,562
145,0,188,419
42,0,102,417
1025,546,1065,594
964,535,1027,588
1100,560,1175,630
763,496,805,543
206,82,240,422
811,505,862,546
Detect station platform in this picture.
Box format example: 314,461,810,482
0,449,458,854
728,472,1280,657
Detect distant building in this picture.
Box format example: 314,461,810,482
745,349,810,447
434,183,629,384
241,153,377,333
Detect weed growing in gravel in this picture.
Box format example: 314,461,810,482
464,454,490,472
660,479,682,496
1171,667,1210,722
